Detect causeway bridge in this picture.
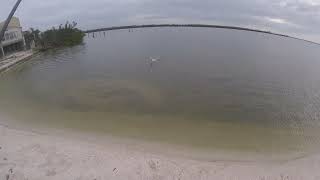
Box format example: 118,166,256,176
83,24,319,45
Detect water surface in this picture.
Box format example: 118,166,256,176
1,27,320,159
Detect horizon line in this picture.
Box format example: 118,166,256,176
83,23,320,46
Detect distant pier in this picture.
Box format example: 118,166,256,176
84,24,320,46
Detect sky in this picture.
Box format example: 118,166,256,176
1,0,320,42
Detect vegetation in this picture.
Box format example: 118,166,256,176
24,21,85,50
23,28,40,49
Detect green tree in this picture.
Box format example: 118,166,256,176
29,21,85,50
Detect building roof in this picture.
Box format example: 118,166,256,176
0,17,21,31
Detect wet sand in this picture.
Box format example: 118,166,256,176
1,121,320,180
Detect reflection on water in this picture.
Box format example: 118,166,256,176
1,27,320,159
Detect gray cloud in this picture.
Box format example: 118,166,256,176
1,0,320,42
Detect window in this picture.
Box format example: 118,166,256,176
4,31,18,41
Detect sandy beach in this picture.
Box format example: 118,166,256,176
0,121,319,180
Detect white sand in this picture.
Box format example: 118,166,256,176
0,123,320,180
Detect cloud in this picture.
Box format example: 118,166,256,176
265,17,288,24
0,0,319,42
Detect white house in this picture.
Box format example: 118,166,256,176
0,17,26,58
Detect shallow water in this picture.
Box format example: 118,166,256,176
1,27,320,158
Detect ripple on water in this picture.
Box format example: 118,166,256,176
0,28,320,160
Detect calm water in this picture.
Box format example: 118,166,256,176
1,27,320,158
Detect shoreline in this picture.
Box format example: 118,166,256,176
1,119,320,179
0,50,36,73
0,107,315,163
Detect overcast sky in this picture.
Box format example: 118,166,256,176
1,0,320,42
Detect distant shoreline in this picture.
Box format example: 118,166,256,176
83,24,320,46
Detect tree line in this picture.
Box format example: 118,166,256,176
24,21,85,51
